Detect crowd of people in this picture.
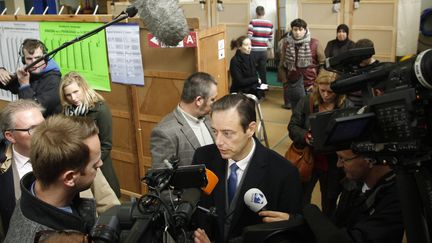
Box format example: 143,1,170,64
0,6,408,243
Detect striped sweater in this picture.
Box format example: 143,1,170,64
248,18,273,51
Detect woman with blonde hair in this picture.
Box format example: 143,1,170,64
59,71,120,197
288,69,353,216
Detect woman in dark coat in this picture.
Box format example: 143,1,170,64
59,71,121,198
324,24,355,58
288,70,353,216
229,35,266,99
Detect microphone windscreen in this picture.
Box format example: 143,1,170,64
202,168,219,195
244,188,268,213
134,0,189,46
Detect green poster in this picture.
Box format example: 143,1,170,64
39,22,111,91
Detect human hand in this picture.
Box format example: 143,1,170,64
194,228,211,243
259,210,290,223
16,67,30,86
305,131,313,145
0,68,12,85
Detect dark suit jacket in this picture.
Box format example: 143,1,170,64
192,138,302,243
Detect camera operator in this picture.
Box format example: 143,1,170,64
258,149,404,243
0,39,62,117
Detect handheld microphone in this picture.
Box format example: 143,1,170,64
244,188,268,213
202,168,219,195
133,0,189,46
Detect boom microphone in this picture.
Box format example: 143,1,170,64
134,0,189,46
244,188,268,213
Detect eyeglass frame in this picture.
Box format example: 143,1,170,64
337,155,361,164
6,125,39,136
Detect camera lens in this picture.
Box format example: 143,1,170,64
414,49,432,90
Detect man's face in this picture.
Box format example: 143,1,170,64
211,108,255,161
197,83,218,117
336,150,371,181
292,27,307,40
75,134,103,191
4,108,44,156
337,30,348,41
63,81,84,106
23,47,46,74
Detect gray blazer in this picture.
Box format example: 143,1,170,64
150,107,214,168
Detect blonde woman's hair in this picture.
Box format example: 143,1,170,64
59,71,105,109
312,69,346,107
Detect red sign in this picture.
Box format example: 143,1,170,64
147,32,197,48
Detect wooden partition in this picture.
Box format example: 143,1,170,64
0,15,228,197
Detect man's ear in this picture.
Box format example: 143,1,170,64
4,131,15,144
246,121,257,137
62,170,78,187
195,96,204,107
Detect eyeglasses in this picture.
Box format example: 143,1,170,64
34,229,91,243
337,155,361,164
7,125,39,135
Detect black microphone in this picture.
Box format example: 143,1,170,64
244,188,268,213
325,47,375,71
330,62,393,93
124,5,138,18
133,0,189,46
303,204,351,243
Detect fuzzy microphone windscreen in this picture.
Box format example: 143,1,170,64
134,0,189,46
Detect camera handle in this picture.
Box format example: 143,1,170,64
395,158,432,243
122,215,154,243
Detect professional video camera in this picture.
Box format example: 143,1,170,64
90,158,208,243
309,47,432,243
310,47,432,163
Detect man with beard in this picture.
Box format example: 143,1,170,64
151,72,218,167
4,115,101,242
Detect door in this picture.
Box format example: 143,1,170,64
298,0,397,62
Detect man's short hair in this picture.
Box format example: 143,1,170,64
211,93,256,132
31,115,99,187
21,39,47,55
355,39,374,49
256,6,265,16
180,72,217,103
291,18,308,29
0,100,45,135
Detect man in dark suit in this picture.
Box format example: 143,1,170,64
150,72,218,168
192,94,302,243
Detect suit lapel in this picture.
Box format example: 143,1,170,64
173,108,201,149
229,140,267,232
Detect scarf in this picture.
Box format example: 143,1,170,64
64,104,89,117
284,29,313,71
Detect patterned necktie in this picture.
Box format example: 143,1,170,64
228,163,239,204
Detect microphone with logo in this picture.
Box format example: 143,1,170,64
244,188,268,213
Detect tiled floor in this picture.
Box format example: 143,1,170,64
258,87,321,207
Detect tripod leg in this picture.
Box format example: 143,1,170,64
395,169,430,243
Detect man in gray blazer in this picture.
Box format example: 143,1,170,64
151,72,218,168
